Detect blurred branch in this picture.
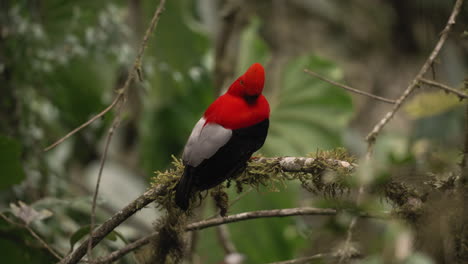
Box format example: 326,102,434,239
87,110,122,260
0,213,63,260
420,78,468,99
366,0,465,144
44,0,167,152
338,185,366,264
58,186,166,264
94,207,380,263
254,156,355,172
304,69,397,104
43,97,120,151
216,225,239,255
267,253,338,264
214,0,248,95
461,101,468,185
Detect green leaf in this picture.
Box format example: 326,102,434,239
264,55,353,156
404,90,465,119
0,136,25,190
69,225,91,250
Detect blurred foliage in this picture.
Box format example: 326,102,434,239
265,55,353,156
0,0,467,263
404,90,466,119
0,136,25,190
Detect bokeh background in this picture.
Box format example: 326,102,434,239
1,0,467,263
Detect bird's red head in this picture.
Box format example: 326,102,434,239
228,63,265,97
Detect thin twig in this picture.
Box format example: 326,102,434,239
460,101,468,185
189,207,335,230
366,0,465,144
267,253,336,264
420,78,468,99
43,96,120,151
338,148,376,263
304,69,397,104
94,207,381,263
87,109,122,260
216,224,238,255
0,213,63,260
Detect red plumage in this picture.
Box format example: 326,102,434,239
175,63,270,210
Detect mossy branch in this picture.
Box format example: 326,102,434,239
60,150,356,264
62,149,427,264
61,150,429,264
151,148,357,210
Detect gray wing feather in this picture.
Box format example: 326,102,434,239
182,117,232,166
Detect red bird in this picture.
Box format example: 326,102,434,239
175,63,270,210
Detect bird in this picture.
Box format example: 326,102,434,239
175,63,270,210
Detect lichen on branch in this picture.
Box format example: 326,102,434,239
150,148,356,210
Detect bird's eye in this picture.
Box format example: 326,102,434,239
239,80,245,85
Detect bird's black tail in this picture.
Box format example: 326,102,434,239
175,166,194,211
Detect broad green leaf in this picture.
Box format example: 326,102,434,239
404,90,465,119
69,225,91,250
0,136,25,190
264,55,353,156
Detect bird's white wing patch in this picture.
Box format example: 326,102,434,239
182,117,232,166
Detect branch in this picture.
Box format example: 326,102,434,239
87,111,122,260
43,96,120,151
216,221,238,255
420,78,468,99
214,0,248,95
0,213,63,260
366,0,465,144
255,156,355,172
460,101,468,185
59,156,360,264
304,69,397,104
189,207,339,230
58,186,166,264
266,253,337,264
94,207,382,263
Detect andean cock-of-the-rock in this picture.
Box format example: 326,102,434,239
175,63,270,210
